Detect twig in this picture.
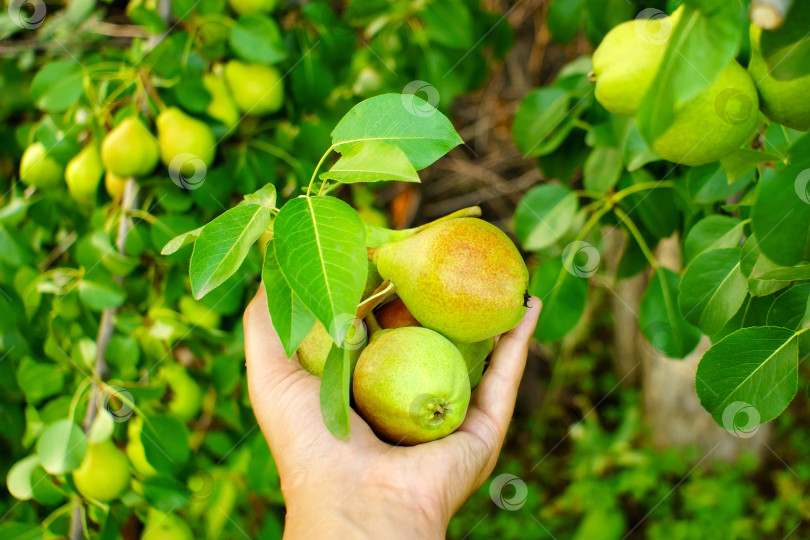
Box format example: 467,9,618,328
750,0,793,29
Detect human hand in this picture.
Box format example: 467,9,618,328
243,284,540,539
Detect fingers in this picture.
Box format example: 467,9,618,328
460,297,540,461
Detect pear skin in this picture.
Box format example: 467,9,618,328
105,171,127,200
296,319,333,377
228,0,277,16
353,327,470,444
20,142,63,189
376,297,421,329
157,107,217,176
749,25,810,131
203,73,240,129
652,61,758,166
224,61,284,116
101,117,160,178
373,218,528,343
142,509,194,540
72,439,131,502
65,144,104,205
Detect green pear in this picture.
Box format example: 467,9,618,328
105,170,127,200
179,295,221,330
372,218,528,343
65,144,104,205
101,117,160,178
454,338,494,389
296,319,333,377
592,8,682,116
156,108,217,177
160,364,203,421
19,142,63,189
141,508,193,540
652,60,759,166
72,439,131,502
224,61,284,116
203,73,240,129
353,327,470,444
126,417,159,479
228,0,277,16
748,25,810,131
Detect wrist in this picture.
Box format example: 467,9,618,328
283,480,446,539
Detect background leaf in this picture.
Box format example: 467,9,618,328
640,268,701,358
514,184,577,251
320,141,419,184
679,247,747,335
36,419,86,474
530,258,587,342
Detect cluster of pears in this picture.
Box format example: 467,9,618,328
591,7,809,165
18,61,284,200
295,217,528,444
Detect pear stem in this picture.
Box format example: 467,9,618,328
356,279,396,320
364,312,383,337
413,206,481,233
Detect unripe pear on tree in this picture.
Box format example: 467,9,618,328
203,72,240,129
157,107,217,177
20,142,63,189
224,61,284,116
101,117,160,178
228,0,277,16
65,144,104,205
72,439,131,502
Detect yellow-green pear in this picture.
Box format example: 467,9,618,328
296,320,333,377
156,108,217,177
101,117,160,178
592,7,683,116
748,25,810,131
652,61,759,166
72,439,131,502
141,508,193,540
65,144,104,205
372,218,528,343
126,417,159,479
228,0,277,16
179,295,221,330
19,142,63,189
105,171,127,200
353,327,470,445
454,338,494,389
160,364,203,421
203,73,240,129
224,61,284,116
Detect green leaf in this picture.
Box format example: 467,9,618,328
36,419,87,474
142,476,190,511
261,242,316,358
583,147,622,193
529,258,587,342
759,2,810,80
683,215,743,264
230,15,287,64
621,122,660,171
751,137,810,266
273,197,367,344
319,345,351,440
617,169,678,240
0,225,23,265
513,88,578,157
161,226,204,255
320,141,419,184
331,94,463,170
30,61,84,113
515,184,577,251
755,264,810,282
696,326,799,429
767,285,810,331
686,163,753,204
640,268,701,358
740,236,791,297
141,416,191,473
420,0,473,49
78,274,126,311
243,184,277,210
6,455,40,500
637,3,741,143
679,248,747,335
15,357,66,405
190,204,272,299
548,0,585,43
